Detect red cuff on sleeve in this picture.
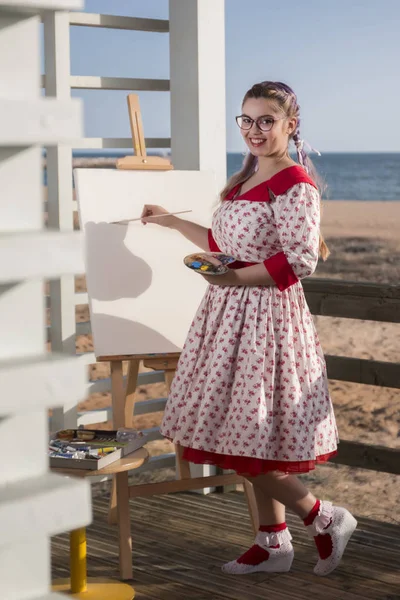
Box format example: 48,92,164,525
208,229,221,252
264,251,298,291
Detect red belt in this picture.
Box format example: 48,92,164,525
229,260,257,270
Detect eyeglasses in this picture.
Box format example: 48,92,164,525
235,114,285,132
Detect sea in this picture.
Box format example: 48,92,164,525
46,151,400,201
227,152,400,201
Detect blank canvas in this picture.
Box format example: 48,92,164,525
73,168,218,358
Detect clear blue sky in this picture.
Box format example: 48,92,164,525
55,0,400,152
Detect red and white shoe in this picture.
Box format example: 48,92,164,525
305,500,357,576
221,528,294,575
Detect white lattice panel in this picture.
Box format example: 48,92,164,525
0,2,89,599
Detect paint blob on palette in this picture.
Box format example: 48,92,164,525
184,252,236,275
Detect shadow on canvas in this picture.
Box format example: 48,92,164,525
84,221,152,301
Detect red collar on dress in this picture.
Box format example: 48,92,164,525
224,165,317,201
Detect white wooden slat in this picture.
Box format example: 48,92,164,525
86,370,165,395
69,12,169,33
0,281,45,361
141,426,163,442
138,370,166,385
76,352,96,366
0,97,82,145
44,10,78,432
0,230,84,283
87,453,176,485
0,1,90,594
75,292,88,304
87,378,114,395
73,136,171,149
133,453,175,473
0,473,91,548
41,354,165,390
46,325,68,344
2,539,53,600
70,75,170,91
1,412,48,485
41,74,170,91
77,396,169,426
170,0,226,190
0,0,82,12
1,148,42,232
169,0,226,491
0,353,86,415
76,320,91,335
43,201,74,216
0,12,39,98
133,397,167,415
73,137,133,149
77,408,110,426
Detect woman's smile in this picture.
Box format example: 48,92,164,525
248,137,267,148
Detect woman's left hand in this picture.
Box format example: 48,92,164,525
200,269,239,286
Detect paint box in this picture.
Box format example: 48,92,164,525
49,428,147,470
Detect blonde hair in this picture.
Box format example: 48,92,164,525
222,81,329,260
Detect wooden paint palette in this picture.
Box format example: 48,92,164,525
184,252,235,275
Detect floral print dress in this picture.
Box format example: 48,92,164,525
160,165,338,475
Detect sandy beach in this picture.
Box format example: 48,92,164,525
73,200,400,523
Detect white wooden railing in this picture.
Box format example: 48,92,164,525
44,0,227,481
0,1,92,598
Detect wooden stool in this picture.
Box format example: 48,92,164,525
51,448,148,599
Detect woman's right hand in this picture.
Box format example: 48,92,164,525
140,206,209,250
141,205,176,228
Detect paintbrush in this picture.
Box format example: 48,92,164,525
111,210,192,225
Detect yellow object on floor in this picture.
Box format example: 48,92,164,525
52,527,134,598
52,578,135,599
70,527,87,593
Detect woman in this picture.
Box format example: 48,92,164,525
141,81,356,577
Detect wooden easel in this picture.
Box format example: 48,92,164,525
116,94,173,171
102,96,258,577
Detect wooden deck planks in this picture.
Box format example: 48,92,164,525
51,491,400,600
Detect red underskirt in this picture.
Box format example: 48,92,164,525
181,447,338,476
